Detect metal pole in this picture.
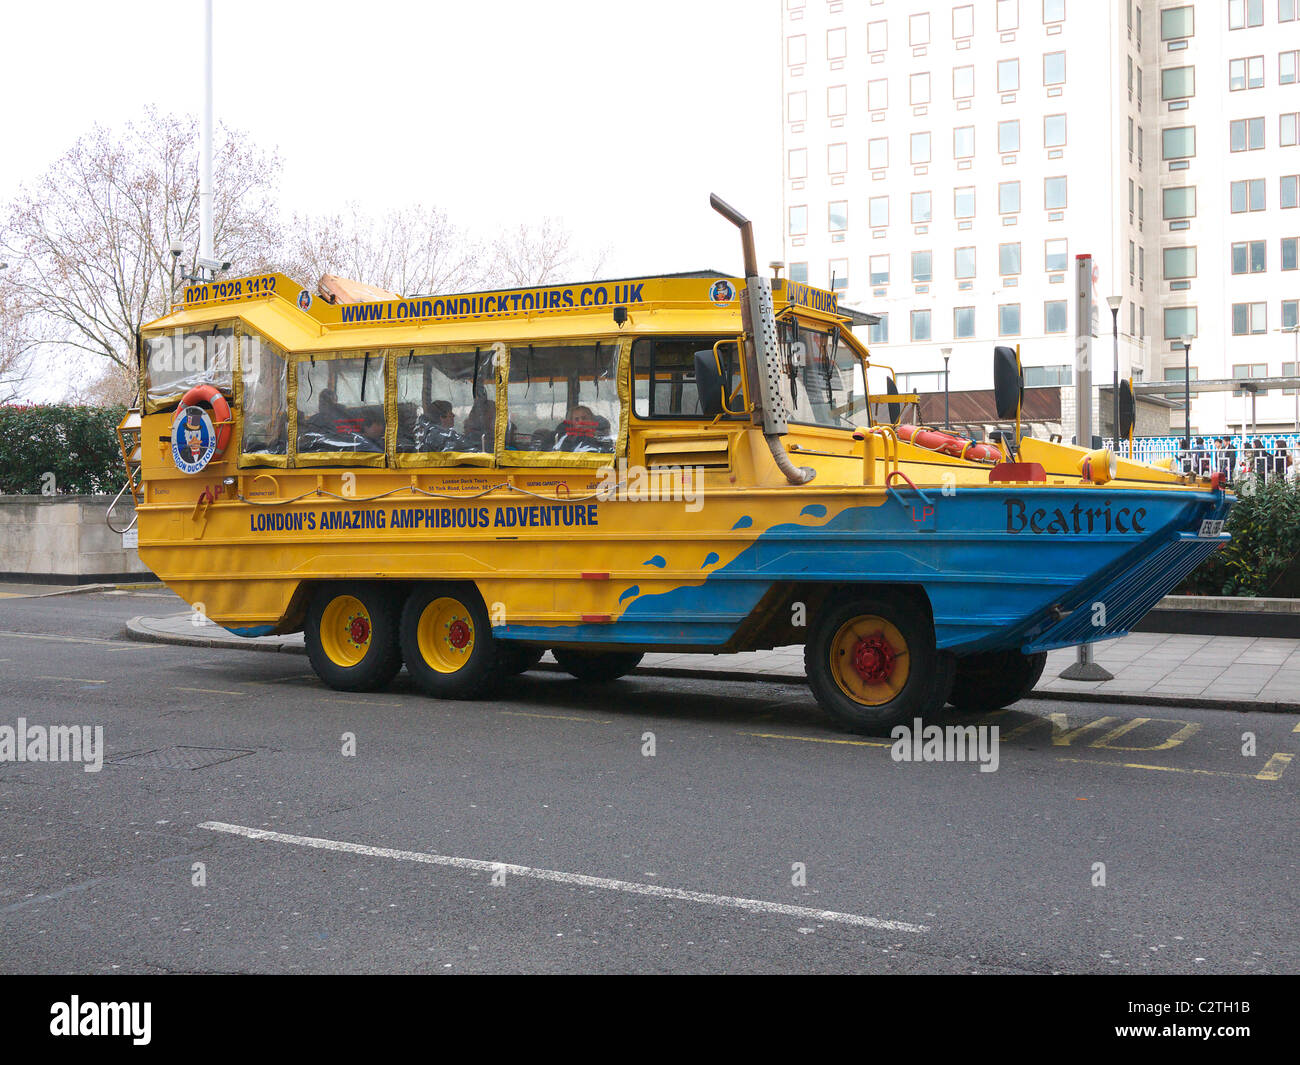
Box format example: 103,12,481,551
1111,307,1120,451
1183,338,1192,453
942,348,951,431
199,0,214,271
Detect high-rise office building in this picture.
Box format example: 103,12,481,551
781,0,1300,435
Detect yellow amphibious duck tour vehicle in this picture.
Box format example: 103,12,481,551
118,196,1232,734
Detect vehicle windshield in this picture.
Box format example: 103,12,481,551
777,318,871,430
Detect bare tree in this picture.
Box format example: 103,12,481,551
0,107,285,381
285,203,483,296
0,276,45,402
485,217,608,288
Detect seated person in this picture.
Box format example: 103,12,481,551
553,405,614,453
461,397,496,453
414,399,467,452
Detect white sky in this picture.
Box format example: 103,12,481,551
0,0,785,283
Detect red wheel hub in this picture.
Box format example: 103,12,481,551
348,615,371,644
852,633,897,684
447,618,471,649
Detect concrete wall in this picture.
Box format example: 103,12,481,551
0,495,150,583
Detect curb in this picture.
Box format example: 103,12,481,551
122,616,1300,716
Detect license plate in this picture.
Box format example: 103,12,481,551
1198,519,1225,538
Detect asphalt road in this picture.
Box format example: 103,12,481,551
1,590,1297,974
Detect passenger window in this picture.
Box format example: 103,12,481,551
240,332,288,459
142,323,235,410
295,353,387,455
394,349,496,456
632,337,740,418
503,343,620,456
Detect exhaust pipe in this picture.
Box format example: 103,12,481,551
709,194,815,486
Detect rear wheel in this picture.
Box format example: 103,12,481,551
551,648,644,682
305,584,403,692
804,595,953,735
948,650,1047,713
400,583,499,699
496,643,545,676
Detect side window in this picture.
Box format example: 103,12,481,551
394,348,496,456
295,353,387,456
143,323,235,410
504,342,620,455
632,337,740,419
240,332,287,458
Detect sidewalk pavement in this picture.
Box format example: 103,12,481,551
126,612,1300,714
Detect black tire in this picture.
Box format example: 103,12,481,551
551,648,644,682
304,583,403,693
400,583,501,699
804,594,954,735
948,650,1048,713
496,643,545,676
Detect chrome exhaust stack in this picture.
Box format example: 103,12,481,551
709,193,815,486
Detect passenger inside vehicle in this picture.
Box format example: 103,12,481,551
553,405,613,452
462,396,497,453
414,399,467,452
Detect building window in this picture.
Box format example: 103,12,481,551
1044,113,1066,148
1163,65,1196,99
869,314,889,344
1284,299,1299,330
998,58,1020,93
1230,117,1265,151
999,304,1022,336
788,205,808,235
1044,0,1066,24
1284,236,1299,270
1231,240,1267,274
911,191,932,223
911,131,932,164
954,125,975,158
829,259,849,290
787,91,807,123
1229,56,1264,91
1045,238,1068,271
1045,300,1068,333
1164,306,1197,339
1043,51,1066,85
911,72,931,105
953,5,975,38
789,262,808,283
868,137,889,169
999,119,1020,153
955,246,976,279
1163,185,1197,218
1164,366,1199,399
998,0,1019,30
1231,363,1269,396
1161,5,1194,38
1283,175,1299,208
827,85,848,116
1231,178,1267,212
867,20,887,53
827,143,847,174
788,148,807,179
1232,302,1267,334
910,12,930,45
911,310,932,341
954,186,975,218
1282,50,1298,85
999,181,1021,214
999,242,1022,275
1164,246,1197,278
1163,125,1196,158
953,65,975,98
912,250,933,283
954,306,976,338
827,27,847,60
870,255,890,285
1044,176,1067,209
828,201,848,231
1228,0,1264,29
1283,113,1300,147
868,78,888,111
1284,0,1298,23
869,196,889,227
787,35,807,65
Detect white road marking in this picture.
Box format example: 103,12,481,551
199,821,928,933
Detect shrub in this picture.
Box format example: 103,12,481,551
1178,477,1300,597
0,403,129,495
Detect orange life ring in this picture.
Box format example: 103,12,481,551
897,423,1001,464
173,384,232,458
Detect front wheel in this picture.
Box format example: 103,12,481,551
305,584,403,692
400,583,499,699
948,650,1048,713
804,595,953,735
551,648,644,682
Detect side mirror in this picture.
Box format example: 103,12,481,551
886,376,902,425
993,345,1022,420
1119,379,1136,439
694,350,726,418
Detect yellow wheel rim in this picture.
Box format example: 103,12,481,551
320,595,373,668
416,597,476,674
828,615,910,706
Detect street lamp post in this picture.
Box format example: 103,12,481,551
941,347,952,431
1181,334,1193,455
1107,296,1122,454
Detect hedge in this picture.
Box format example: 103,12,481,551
1178,477,1300,597
0,404,129,495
